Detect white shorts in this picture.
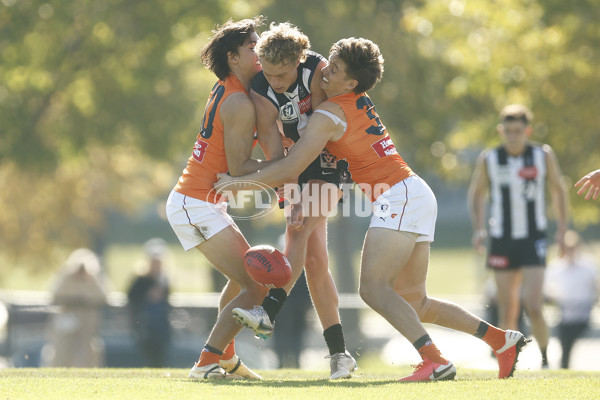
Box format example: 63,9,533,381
369,175,437,242
166,190,235,251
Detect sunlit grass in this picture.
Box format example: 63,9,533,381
1,367,599,400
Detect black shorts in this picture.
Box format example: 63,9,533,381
487,236,547,270
298,148,352,187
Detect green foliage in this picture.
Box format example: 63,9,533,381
1,0,599,264
259,1,600,194
0,0,262,262
395,0,600,225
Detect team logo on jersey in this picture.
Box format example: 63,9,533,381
519,166,538,180
371,136,398,158
319,149,337,168
192,139,209,163
280,103,298,125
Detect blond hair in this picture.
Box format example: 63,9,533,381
499,104,533,125
256,22,310,66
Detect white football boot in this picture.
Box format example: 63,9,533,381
327,351,357,379
232,306,274,339
188,362,226,379
220,354,263,380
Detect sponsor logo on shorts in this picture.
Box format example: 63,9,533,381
488,255,510,269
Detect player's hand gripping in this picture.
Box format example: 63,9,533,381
287,203,305,231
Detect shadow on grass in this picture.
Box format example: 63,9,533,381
183,378,454,387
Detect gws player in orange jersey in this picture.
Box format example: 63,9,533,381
165,17,269,380
231,22,356,379
217,37,529,381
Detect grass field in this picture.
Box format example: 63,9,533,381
3,238,594,294
1,367,599,400
1,245,485,295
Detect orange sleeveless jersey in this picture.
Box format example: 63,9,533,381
324,92,414,202
174,74,249,203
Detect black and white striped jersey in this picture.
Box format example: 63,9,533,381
251,51,324,142
486,144,547,240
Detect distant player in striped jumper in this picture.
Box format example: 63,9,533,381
468,104,569,368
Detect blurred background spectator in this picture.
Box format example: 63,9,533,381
41,248,107,367
546,230,599,369
127,238,172,367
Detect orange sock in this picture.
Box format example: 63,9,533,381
197,349,221,367
482,326,507,351
221,340,235,361
418,342,448,365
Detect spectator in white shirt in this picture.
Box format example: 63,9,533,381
546,230,598,368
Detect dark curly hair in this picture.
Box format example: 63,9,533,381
200,16,265,80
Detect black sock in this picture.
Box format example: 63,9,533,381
323,323,346,355
474,321,490,339
203,343,223,356
412,334,433,351
261,288,287,323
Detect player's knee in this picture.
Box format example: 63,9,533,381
245,282,268,298
304,252,328,274
235,272,266,294
358,283,373,305
359,276,385,307
523,303,543,319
